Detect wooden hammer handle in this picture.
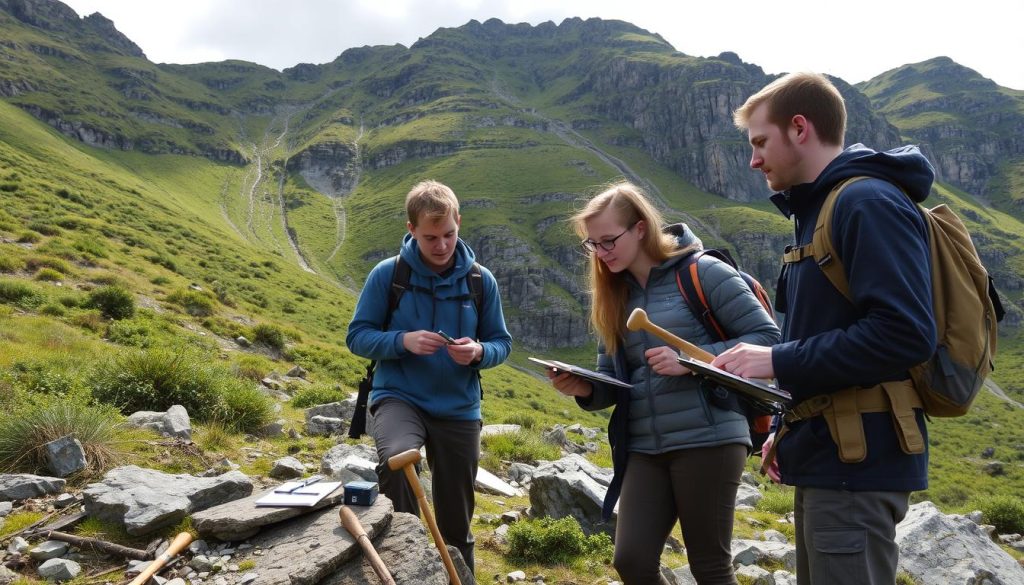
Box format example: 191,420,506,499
339,506,396,585
387,449,462,585
127,532,192,585
626,308,715,362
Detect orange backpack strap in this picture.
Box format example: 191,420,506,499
781,176,871,302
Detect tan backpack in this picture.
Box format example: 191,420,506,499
783,176,1004,417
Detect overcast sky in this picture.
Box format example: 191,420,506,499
60,0,1024,90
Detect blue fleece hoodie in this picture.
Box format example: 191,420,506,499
346,234,512,420
770,144,937,491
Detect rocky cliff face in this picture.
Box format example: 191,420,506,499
860,57,1024,199
579,58,902,202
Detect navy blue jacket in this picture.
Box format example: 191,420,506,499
771,144,937,491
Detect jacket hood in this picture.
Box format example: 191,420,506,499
773,144,935,215
663,222,703,252
398,232,476,281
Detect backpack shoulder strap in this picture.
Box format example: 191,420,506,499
384,255,412,330
675,250,728,341
781,176,870,302
468,262,484,317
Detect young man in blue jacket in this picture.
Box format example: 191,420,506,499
714,73,937,585
346,180,512,571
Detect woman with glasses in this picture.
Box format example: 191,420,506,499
547,181,780,585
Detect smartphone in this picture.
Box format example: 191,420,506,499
437,330,465,345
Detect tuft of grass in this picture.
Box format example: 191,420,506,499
0,279,43,308
252,323,285,351
88,285,136,320
34,267,64,282
218,378,274,433
194,421,238,453
167,289,216,317
291,384,347,408
0,256,24,273
90,348,224,417
480,429,561,472
0,401,127,476
756,487,795,515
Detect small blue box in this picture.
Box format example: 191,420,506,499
344,481,379,506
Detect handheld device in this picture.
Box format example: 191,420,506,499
437,330,465,345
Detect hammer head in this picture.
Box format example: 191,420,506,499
387,448,422,471
626,308,649,332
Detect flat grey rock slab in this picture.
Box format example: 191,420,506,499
0,474,66,501
82,466,252,536
192,483,347,541
249,496,393,585
320,512,449,585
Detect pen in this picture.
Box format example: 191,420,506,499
274,475,323,494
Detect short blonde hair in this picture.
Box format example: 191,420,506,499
733,72,846,147
406,180,460,226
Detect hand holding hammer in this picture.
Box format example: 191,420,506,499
626,308,714,362
339,505,395,585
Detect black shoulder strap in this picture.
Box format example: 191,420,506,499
385,255,412,330
467,262,484,319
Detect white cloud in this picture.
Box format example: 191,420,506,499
59,0,1024,89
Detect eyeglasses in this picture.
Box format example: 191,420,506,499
581,222,637,254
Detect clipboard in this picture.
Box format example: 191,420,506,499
254,481,343,507
677,356,791,412
528,357,633,389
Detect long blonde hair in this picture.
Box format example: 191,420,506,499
571,182,689,354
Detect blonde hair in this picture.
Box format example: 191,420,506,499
733,71,847,147
570,182,692,353
406,180,460,226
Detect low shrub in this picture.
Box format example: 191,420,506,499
217,379,274,433
231,355,271,381
16,230,41,244
756,487,795,515
252,323,285,351
0,401,126,476
0,256,23,273
481,430,560,465
71,310,105,332
970,494,1024,534
35,267,64,282
506,516,613,564
106,319,153,347
26,222,61,236
0,279,43,308
25,256,71,274
291,384,347,408
88,285,135,320
90,349,222,416
502,412,537,430
167,289,216,317
39,303,66,317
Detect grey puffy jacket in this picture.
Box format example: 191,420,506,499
579,223,782,453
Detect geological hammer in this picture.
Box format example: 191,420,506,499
387,449,462,585
626,307,715,362
339,505,396,585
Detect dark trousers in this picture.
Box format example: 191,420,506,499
794,487,909,585
370,397,481,571
614,444,747,585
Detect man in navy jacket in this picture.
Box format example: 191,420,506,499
714,72,937,585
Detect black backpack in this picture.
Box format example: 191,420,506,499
348,255,485,438
675,249,778,454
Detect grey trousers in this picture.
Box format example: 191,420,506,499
613,445,747,585
794,487,910,585
370,397,481,571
